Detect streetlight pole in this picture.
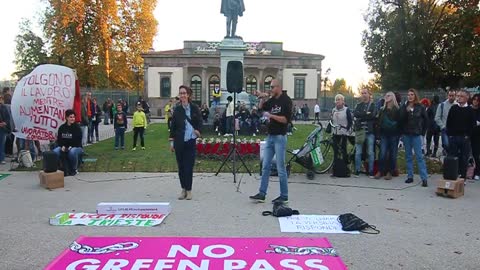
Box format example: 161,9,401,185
323,68,331,111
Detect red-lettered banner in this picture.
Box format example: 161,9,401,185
12,64,78,141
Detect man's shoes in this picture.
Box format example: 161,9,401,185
405,178,414,184
272,196,289,204
421,181,428,187
384,172,393,180
249,193,265,202
141,147,146,150
353,171,360,178
374,172,382,179
132,147,136,151
185,191,192,200
474,175,479,181
253,133,256,137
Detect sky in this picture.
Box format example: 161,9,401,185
0,0,373,89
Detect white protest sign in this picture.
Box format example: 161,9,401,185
279,215,359,234
12,64,76,140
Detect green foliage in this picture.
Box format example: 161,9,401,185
13,19,48,79
362,0,480,90
17,0,159,89
358,74,381,93
331,78,350,93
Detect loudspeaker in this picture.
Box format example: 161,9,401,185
227,61,243,93
43,151,59,173
443,156,459,180
333,158,350,178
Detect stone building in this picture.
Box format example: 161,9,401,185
142,41,324,115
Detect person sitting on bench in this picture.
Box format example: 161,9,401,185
53,109,83,176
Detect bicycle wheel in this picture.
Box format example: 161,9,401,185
311,140,334,174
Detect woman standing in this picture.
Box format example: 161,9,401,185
201,103,210,123
471,94,480,180
375,92,400,180
400,89,429,186
92,98,102,142
169,86,202,200
426,95,440,157
330,94,353,169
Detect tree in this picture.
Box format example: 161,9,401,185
14,19,48,79
362,0,480,90
42,0,158,89
331,78,349,93
358,75,381,93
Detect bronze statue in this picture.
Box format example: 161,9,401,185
221,0,245,38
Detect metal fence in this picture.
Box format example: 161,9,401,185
80,88,140,114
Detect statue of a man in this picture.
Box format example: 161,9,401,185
220,0,245,38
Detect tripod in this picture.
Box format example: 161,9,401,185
215,92,252,184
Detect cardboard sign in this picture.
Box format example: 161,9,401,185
279,215,360,234
12,64,77,140
45,236,348,269
49,213,168,227
96,202,171,215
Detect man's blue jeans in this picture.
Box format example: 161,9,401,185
403,135,428,181
355,133,375,174
260,135,288,198
379,135,399,174
53,146,84,171
441,129,449,154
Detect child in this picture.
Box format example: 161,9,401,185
114,103,127,150
132,103,147,150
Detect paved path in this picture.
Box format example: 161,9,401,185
0,172,478,269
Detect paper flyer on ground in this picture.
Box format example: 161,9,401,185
45,236,348,269
49,213,168,227
279,215,360,234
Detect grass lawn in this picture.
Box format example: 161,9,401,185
28,123,442,174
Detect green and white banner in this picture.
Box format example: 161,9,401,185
49,213,168,227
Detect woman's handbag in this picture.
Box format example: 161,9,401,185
325,122,332,134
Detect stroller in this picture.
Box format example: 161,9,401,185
286,125,326,180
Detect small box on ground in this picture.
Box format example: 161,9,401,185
39,170,64,189
96,202,171,215
436,179,464,198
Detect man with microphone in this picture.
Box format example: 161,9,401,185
250,79,292,203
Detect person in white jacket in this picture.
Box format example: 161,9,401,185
434,89,456,154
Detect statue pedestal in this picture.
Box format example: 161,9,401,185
219,38,247,91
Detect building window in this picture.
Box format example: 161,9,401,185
190,75,202,104
209,75,220,101
294,77,305,99
245,75,257,94
264,75,274,91
160,77,171,98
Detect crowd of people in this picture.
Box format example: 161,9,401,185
330,88,480,186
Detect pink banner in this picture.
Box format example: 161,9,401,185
45,236,347,270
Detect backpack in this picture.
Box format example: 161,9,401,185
338,213,380,234
262,202,300,217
